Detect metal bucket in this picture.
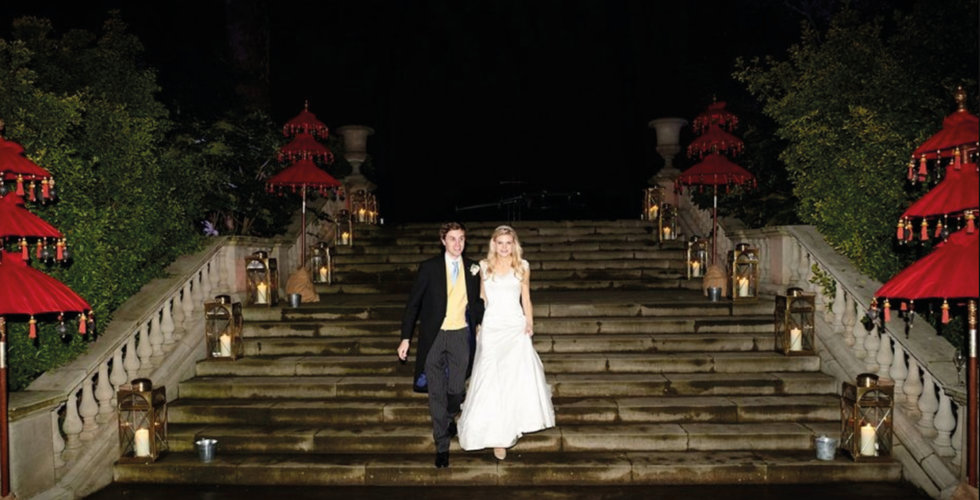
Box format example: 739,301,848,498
289,293,302,308
707,287,722,302
814,435,838,461
195,438,218,463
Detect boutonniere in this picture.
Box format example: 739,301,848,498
469,264,480,276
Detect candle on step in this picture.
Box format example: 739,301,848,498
691,261,701,277
134,428,151,457
357,208,366,222
663,226,671,240
219,333,232,357
737,277,749,297
649,204,659,220
790,327,802,351
860,423,876,456
319,266,328,282
341,232,350,245
255,282,268,304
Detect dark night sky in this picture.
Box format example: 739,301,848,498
1,1,806,222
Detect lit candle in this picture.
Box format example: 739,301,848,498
860,423,876,456
134,428,151,457
691,261,701,277
737,277,749,297
663,226,671,240
789,327,802,351
650,205,659,219
357,208,366,222
219,333,232,357
319,266,328,281
255,282,268,304
341,232,350,245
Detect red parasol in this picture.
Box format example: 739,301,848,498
876,228,978,303
282,101,329,139
0,250,90,316
0,193,62,239
676,154,756,264
686,125,745,159
911,108,978,160
278,132,335,164
267,159,341,262
897,163,979,242
692,100,739,134
1,137,54,204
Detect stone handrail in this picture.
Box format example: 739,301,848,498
676,191,967,499
6,204,324,499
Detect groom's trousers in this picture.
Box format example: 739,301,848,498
425,327,469,453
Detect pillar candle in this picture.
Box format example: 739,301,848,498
357,208,366,222
691,261,701,277
256,282,268,304
134,428,151,457
737,277,749,297
789,327,802,351
860,423,876,456
219,333,232,357
319,266,329,282
663,226,671,240
341,232,350,245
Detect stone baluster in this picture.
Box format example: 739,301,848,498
110,346,128,403
952,403,964,465
124,334,141,381
832,286,848,341
161,298,176,344
208,258,221,294
844,294,860,353
172,284,186,326
181,280,195,322
78,378,98,440
137,321,153,370
890,341,908,402
61,392,83,461
191,272,205,308
224,247,238,294
864,328,880,372
933,391,955,456
875,331,893,377
903,358,923,417
915,372,938,436
789,241,802,284
201,265,213,299
148,311,164,357
52,411,65,468
95,360,114,423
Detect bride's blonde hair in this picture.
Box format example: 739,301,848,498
485,225,525,279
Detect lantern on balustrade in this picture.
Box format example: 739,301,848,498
658,203,677,243
642,186,663,222
310,242,331,284
336,209,353,246
204,295,243,360
774,287,815,355
117,378,168,463
729,243,759,302
840,373,894,461
244,251,278,306
687,236,707,279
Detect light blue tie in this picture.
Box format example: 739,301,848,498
451,261,459,283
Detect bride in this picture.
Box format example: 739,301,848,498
457,225,555,460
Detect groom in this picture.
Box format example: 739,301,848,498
398,222,484,468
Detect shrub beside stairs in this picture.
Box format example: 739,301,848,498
114,220,900,486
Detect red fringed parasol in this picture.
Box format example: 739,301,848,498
0,250,91,316
0,193,62,239
282,101,329,139
692,100,739,134
267,159,341,262
278,132,334,164
911,108,979,161
676,154,756,264
686,125,745,159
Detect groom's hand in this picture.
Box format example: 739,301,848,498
397,339,410,361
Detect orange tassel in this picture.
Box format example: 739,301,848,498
29,316,37,339
897,220,904,240
918,156,928,182
16,174,24,196
20,238,28,260
941,300,950,324
953,148,962,170
41,178,50,199
900,301,907,312
28,181,36,202
920,219,929,241
35,240,43,260
934,220,943,238
883,299,891,322
907,160,915,181
968,211,976,233
905,220,914,241
57,239,65,260
79,313,87,334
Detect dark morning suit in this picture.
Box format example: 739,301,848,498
401,254,485,453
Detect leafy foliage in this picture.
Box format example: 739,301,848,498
733,1,978,281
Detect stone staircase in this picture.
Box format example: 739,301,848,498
114,220,901,486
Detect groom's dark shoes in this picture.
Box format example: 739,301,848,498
447,421,458,439
435,451,450,468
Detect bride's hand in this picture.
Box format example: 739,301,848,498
525,322,534,336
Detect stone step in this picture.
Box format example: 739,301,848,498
334,248,687,263
241,333,777,357
315,278,703,295
328,267,691,284
113,450,901,486
192,352,820,377
331,258,686,274
176,372,836,402
338,241,682,256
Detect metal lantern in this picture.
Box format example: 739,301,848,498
658,203,677,243
687,236,708,279
730,243,759,301
204,295,243,359
840,373,894,461
310,242,332,284
336,210,353,246
774,287,815,355
117,379,168,463
244,251,278,306
642,186,664,222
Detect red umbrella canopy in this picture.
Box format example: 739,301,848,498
676,153,756,190
0,193,62,239
278,132,335,164
282,102,329,139
876,228,978,302
687,124,745,159
0,136,52,181
902,163,979,220
692,101,739,134
266,158,341,195
0,250,90,316
911,105,979,161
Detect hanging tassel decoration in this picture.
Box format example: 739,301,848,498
88,312,96,336
16,174,24,196
934,219,943,238
967,211,976,233
917,156,928,183
941,299,950,324
56,239,65,261
28,181,36,202
883,299,891,322
41,178,50,200
900,301,908,312
20,238,28,260
29,315,37,339
36,240,43,260
920,219,929,241
79,313,87,334
905,220,914,242
897,219,904,240
907,160,915,181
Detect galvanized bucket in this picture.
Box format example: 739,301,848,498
289,293,302,308
195,438,218,462
814,435,838,461
707,287,722,302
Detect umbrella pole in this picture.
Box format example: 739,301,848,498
1,321,9,498
301,187,308,265
969,299,977,487
711,185,718,265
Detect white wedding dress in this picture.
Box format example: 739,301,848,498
458,260,555,451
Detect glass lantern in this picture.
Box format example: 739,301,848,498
774,287,815,355
335,210,353,246
840,374,894,461
117,379,168,463
310,242,332,284
205,295,243,359
687,236,707,279
244,251,278,306
642,186,663,222
658,203,677,243
730,243,759,302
